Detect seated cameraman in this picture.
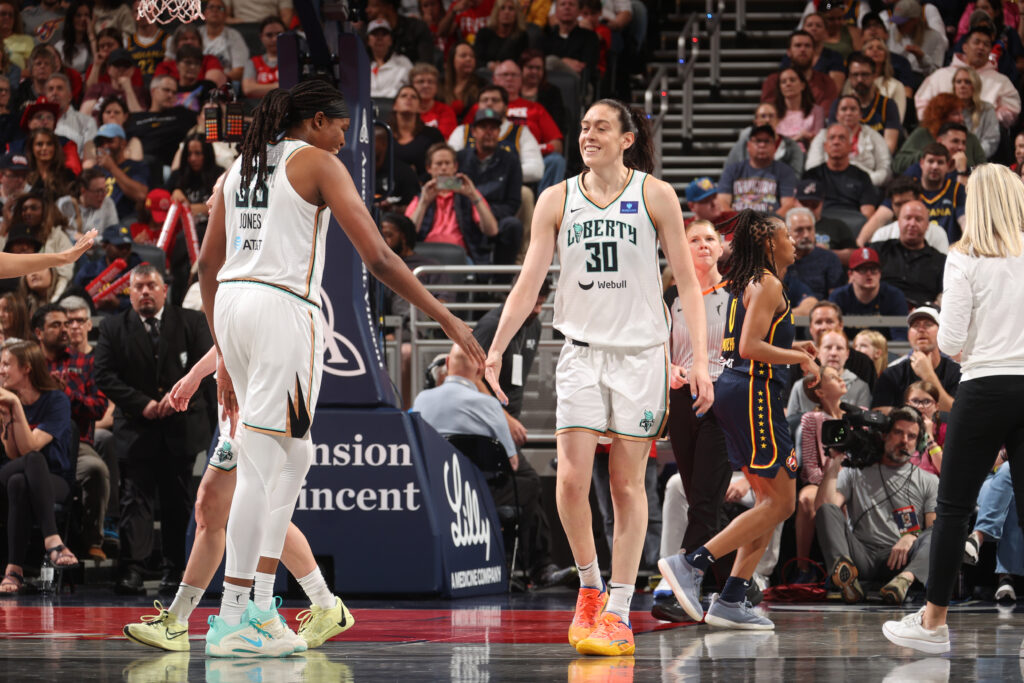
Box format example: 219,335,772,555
814,407,938,606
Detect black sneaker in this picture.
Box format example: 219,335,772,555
746,580,763,607
651,593,690,622
996,574,1017,603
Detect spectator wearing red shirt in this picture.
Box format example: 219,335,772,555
242,16,285,100
578,0,612,77
439,0,495,45
410,63,457,138
153,25,227,88
82,29,146,115
419,0,456,59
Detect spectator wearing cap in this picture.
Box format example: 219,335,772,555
872,305,960,413
887,0,946,77
47,73,96,150
0,152,29,217
724,102,805,180
717,123,797,216
915,25,1021,127
81,46,147,117
406,142,500,265
57,167,119,240
125,75,198,170
3,222,44,256
794,178,857,254
154,25,227,89
785,206,846,300
11,96,82,176
364,0,436,64
129,188,172,245
198,0,249,82
684,177,737,229
367,19,414,98
868,199,946,309
73,224,141,311
802,124,879,233
241,16,285,101
828,247,910,341
761,31,838,111
93,122,150,220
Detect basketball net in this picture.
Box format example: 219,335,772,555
136,0,203,24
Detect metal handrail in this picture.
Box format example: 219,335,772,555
644,66,670,177
678,13,699,150
705,0,724,92
735,0,746,33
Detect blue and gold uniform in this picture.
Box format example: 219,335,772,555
712,279,799,479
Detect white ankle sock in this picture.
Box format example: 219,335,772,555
167,582,204,622
297,568,335,609
219,582,250,626
605,581,634,621
253,572,276,612
577,557,601,589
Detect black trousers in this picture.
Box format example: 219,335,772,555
490,455,555,578
667,385,731,554
927,375,1024,607
0,452,69,566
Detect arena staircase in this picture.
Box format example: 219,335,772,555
639,0,808,193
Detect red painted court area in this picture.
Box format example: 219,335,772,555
0,605,691,644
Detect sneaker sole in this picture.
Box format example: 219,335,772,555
204,643,296,658
881,621,950,654
574,638,636,656
995,587,1016,603
704,612,775,631
832,561,864,603
123,625,190,652
879,584,907,605
657,557,704,623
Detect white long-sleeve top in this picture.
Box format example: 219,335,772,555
938,247,1024,380
805,124,891,187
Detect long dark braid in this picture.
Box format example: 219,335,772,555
722,209,781,299
238,79,350,188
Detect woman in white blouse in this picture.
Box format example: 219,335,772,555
954,66,1000,159
805,94,891,186
882,163,1024,654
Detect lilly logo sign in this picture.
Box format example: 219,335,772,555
319,287,367,378
444,454,492,561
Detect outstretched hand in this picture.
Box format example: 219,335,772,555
440,315,486,369
62,229,98,264
484,350,507,405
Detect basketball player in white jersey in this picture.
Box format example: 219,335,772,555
484,99,714,656
197,79,484,657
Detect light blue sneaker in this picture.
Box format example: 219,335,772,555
704,593,774,630
205,614,295,658
657,553,705,623
246,597,307,653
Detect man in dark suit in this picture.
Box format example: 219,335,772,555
94,263,213,594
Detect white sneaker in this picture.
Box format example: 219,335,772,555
880,658,951,683
205,615,295,658
881,607,950,654
247,599,307,653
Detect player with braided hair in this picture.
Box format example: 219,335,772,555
659,209,820,630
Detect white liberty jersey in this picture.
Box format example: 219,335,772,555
553,170,669,348
218,139,330,307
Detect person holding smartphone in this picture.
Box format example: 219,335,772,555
405,141,499,264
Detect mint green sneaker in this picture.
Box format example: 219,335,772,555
204,614,294,658
246,598,307,653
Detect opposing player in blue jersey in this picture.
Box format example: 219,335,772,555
660,210,820,630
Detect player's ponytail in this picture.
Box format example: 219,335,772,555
591,98,654,174
723,209,780,298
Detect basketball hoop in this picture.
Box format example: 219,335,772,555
137,0,203,24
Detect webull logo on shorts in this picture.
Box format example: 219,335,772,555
319,288,367,378
444,453,492,562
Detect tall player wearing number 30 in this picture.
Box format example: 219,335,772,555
484,99,714,656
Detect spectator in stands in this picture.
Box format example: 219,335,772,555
684,177,736,228
953,66,1000,158
853,328,888,377
14,96,81,180
725,103,806,180
807,94,890,186
952,2,1024,85
367,19,414,99
374,126,420,213
166,132,223,234
12,44,58,112
241,16,284,100
73,224,140,311
786,206,845,300
915,26,1021,127
0,291,30,341
861,13,920,88
82,36,148,116
0,152,29,219
0,340,77,594
815,406,937,605
717,124,797,215
0,0,34,70
871,144,966,246
25,128,74,198
93,0,135,37
837,52,900,154
894,97,986,176
803,124,879,229
772,67,826,149
406,142,499,263
411,63,456,138
366,0,436,64
125,0,168,81
198,0,248,82
859,181,945,255
442,41,483,121
788,328,872,428
872,306,959,412
169,45,219,109
418,0,454,58
154,25,226,88
887,0,945,77
5,193,73,282
474,0,529,71
818,2,862,58
542,0,600,91
761,31,838,111
828,246,909,340
61,295,94,355
905,380,944,474
806,300,878,388
868,201,946,308
48,73,96,151
125,75,197,170
94,264,213,595
788,12,846,92
519,49,568,138
33,303,110,561
0,75,14,145
92,123,149,220
81,96,145,170
19,264,68,312
389,85,446,180
861,36,907,121
793,178,857,252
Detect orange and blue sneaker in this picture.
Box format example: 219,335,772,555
575,612,635,656
568,584,608,647
567,655,635,682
